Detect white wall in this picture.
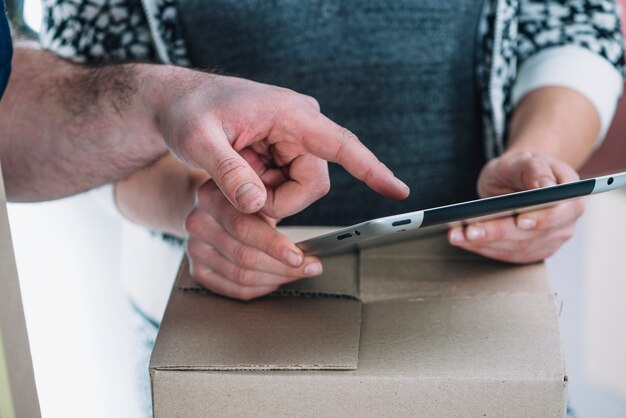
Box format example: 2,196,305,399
547,213,626,417
584,189,626,401
8,194,142,418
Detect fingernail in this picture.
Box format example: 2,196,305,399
284,250,303,267
395,177,410,192
466,226,485,241
539,177,556,188
235,183,264,212
450,228,464,243
518,217,537,230
304,262,323,276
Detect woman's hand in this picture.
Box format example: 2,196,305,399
448,151,585,263
448,86,600,264
185,179,323,300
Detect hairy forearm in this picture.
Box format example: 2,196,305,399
0,43,167,201
506,86,600,169
115,154,209,236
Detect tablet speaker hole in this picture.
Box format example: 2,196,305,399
392,219,411,227
337,233,352,241
608,177,614,185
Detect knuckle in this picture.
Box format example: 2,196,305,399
231,214,253,241
332,127,362,162
539,206,565,230
232,266,254,286
339,127,358,143
302,94,321,112
196,183,215,203
262,233,280,257
525,156,549,177
535,211,555,230
279,87,299,97
233,243,255,266
488,222,507,241
518,151,534,161
184,210,204,236
279,88,312,112
574,199,586,217
185,240,203,260
316,176,331,197
189,264,210,286
215,157,248,187
332,137,347,162
484,157,501,172
360,165,375,184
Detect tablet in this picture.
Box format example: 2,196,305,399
297,171,626,256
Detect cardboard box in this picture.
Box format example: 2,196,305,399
0,163,41,418
150,227,567,417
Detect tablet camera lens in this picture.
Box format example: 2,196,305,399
608,177,614,185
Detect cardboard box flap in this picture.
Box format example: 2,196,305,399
356,294,564,380
359,234,550,302
152,262,362,371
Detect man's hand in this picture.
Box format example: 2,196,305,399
185,179,323,300
448,151,584,263
1,48,409,207
149,68,410,217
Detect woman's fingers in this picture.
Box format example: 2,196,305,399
449,199,584,246
449,231,573,264
185,179,324,300
449,218,576,264
188,261,279,301
515,199,584,232
187,233,322,281
187,239,315,287
194,181,306,268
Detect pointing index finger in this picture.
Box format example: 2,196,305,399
299,113,410,200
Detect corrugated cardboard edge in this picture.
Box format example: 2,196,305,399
151,258,362,372
154,365,357,371
0,163,41,418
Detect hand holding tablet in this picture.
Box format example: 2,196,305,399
297,155,626,257
449,152,587,263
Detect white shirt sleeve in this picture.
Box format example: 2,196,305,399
512,45,624,145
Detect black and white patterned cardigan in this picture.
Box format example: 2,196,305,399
40,0,625,159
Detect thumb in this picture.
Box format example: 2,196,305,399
206,135,267,214
519,155,558,190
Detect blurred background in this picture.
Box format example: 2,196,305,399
4,0,626,417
